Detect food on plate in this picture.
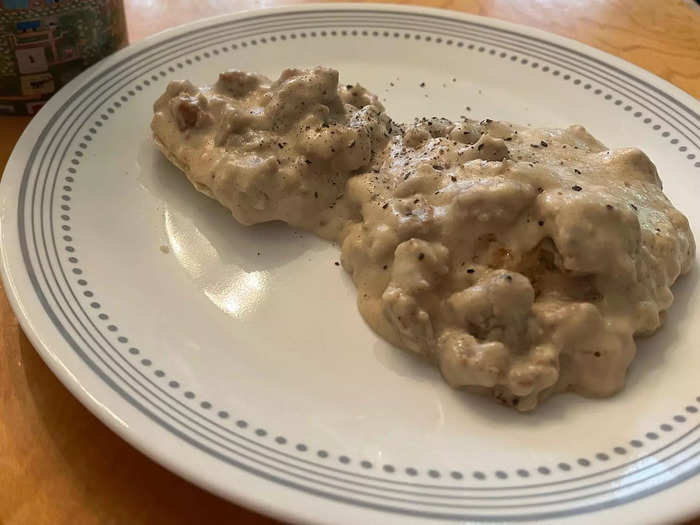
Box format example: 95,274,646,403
152,67,694,411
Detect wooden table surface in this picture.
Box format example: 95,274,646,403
1,1,699,523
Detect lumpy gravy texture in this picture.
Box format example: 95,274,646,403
151,67,694,411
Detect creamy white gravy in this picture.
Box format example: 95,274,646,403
152,67,694,410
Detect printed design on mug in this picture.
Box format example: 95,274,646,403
0,0,126,115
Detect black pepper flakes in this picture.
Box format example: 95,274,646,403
277,143,284,149
505,275,513,281
334,261,340,266
540,140,548,147
572,185,582,191
418,253,425,260
537,187,544,194
419,82,426,87
432,164,443,170
594,352,601,357
530,144,539,148
477,143,484,151
383,265,388,270
606,204,614,210
630,203,638,211
574,168,582,175
451,176,457,182
314,191,318,199
304,159,312,165
538,220,544,226
467,268,475,274
382,203,389,209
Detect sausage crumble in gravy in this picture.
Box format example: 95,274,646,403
152,67,694,411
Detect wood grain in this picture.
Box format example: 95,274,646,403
1,1,699,523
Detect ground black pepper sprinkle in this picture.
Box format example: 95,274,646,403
382,203,389,209
574,168,582,175
478,143,484,151
594,352,601,357
277,143,284,149
304,159,312,165
506,275,512,281
540,140,548,147
537,187,544,193
420,82,425,87
451,176,457,182
530,144,539,148
418,253,425,260
504,137,512,141
606,204,614,210
467,268,475,273
538,220,544,226
383,265,388,270
314,191,318,198
432,164,443,170
572,185,582,191
630,203,638,211
334,261,340,266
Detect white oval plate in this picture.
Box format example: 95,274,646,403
1,5,699,524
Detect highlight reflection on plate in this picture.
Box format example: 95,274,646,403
165,209,270,319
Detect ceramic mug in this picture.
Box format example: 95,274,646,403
0,0,127,116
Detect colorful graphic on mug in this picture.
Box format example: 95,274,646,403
0,0,127,115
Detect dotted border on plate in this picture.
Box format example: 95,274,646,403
57,29,700,483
